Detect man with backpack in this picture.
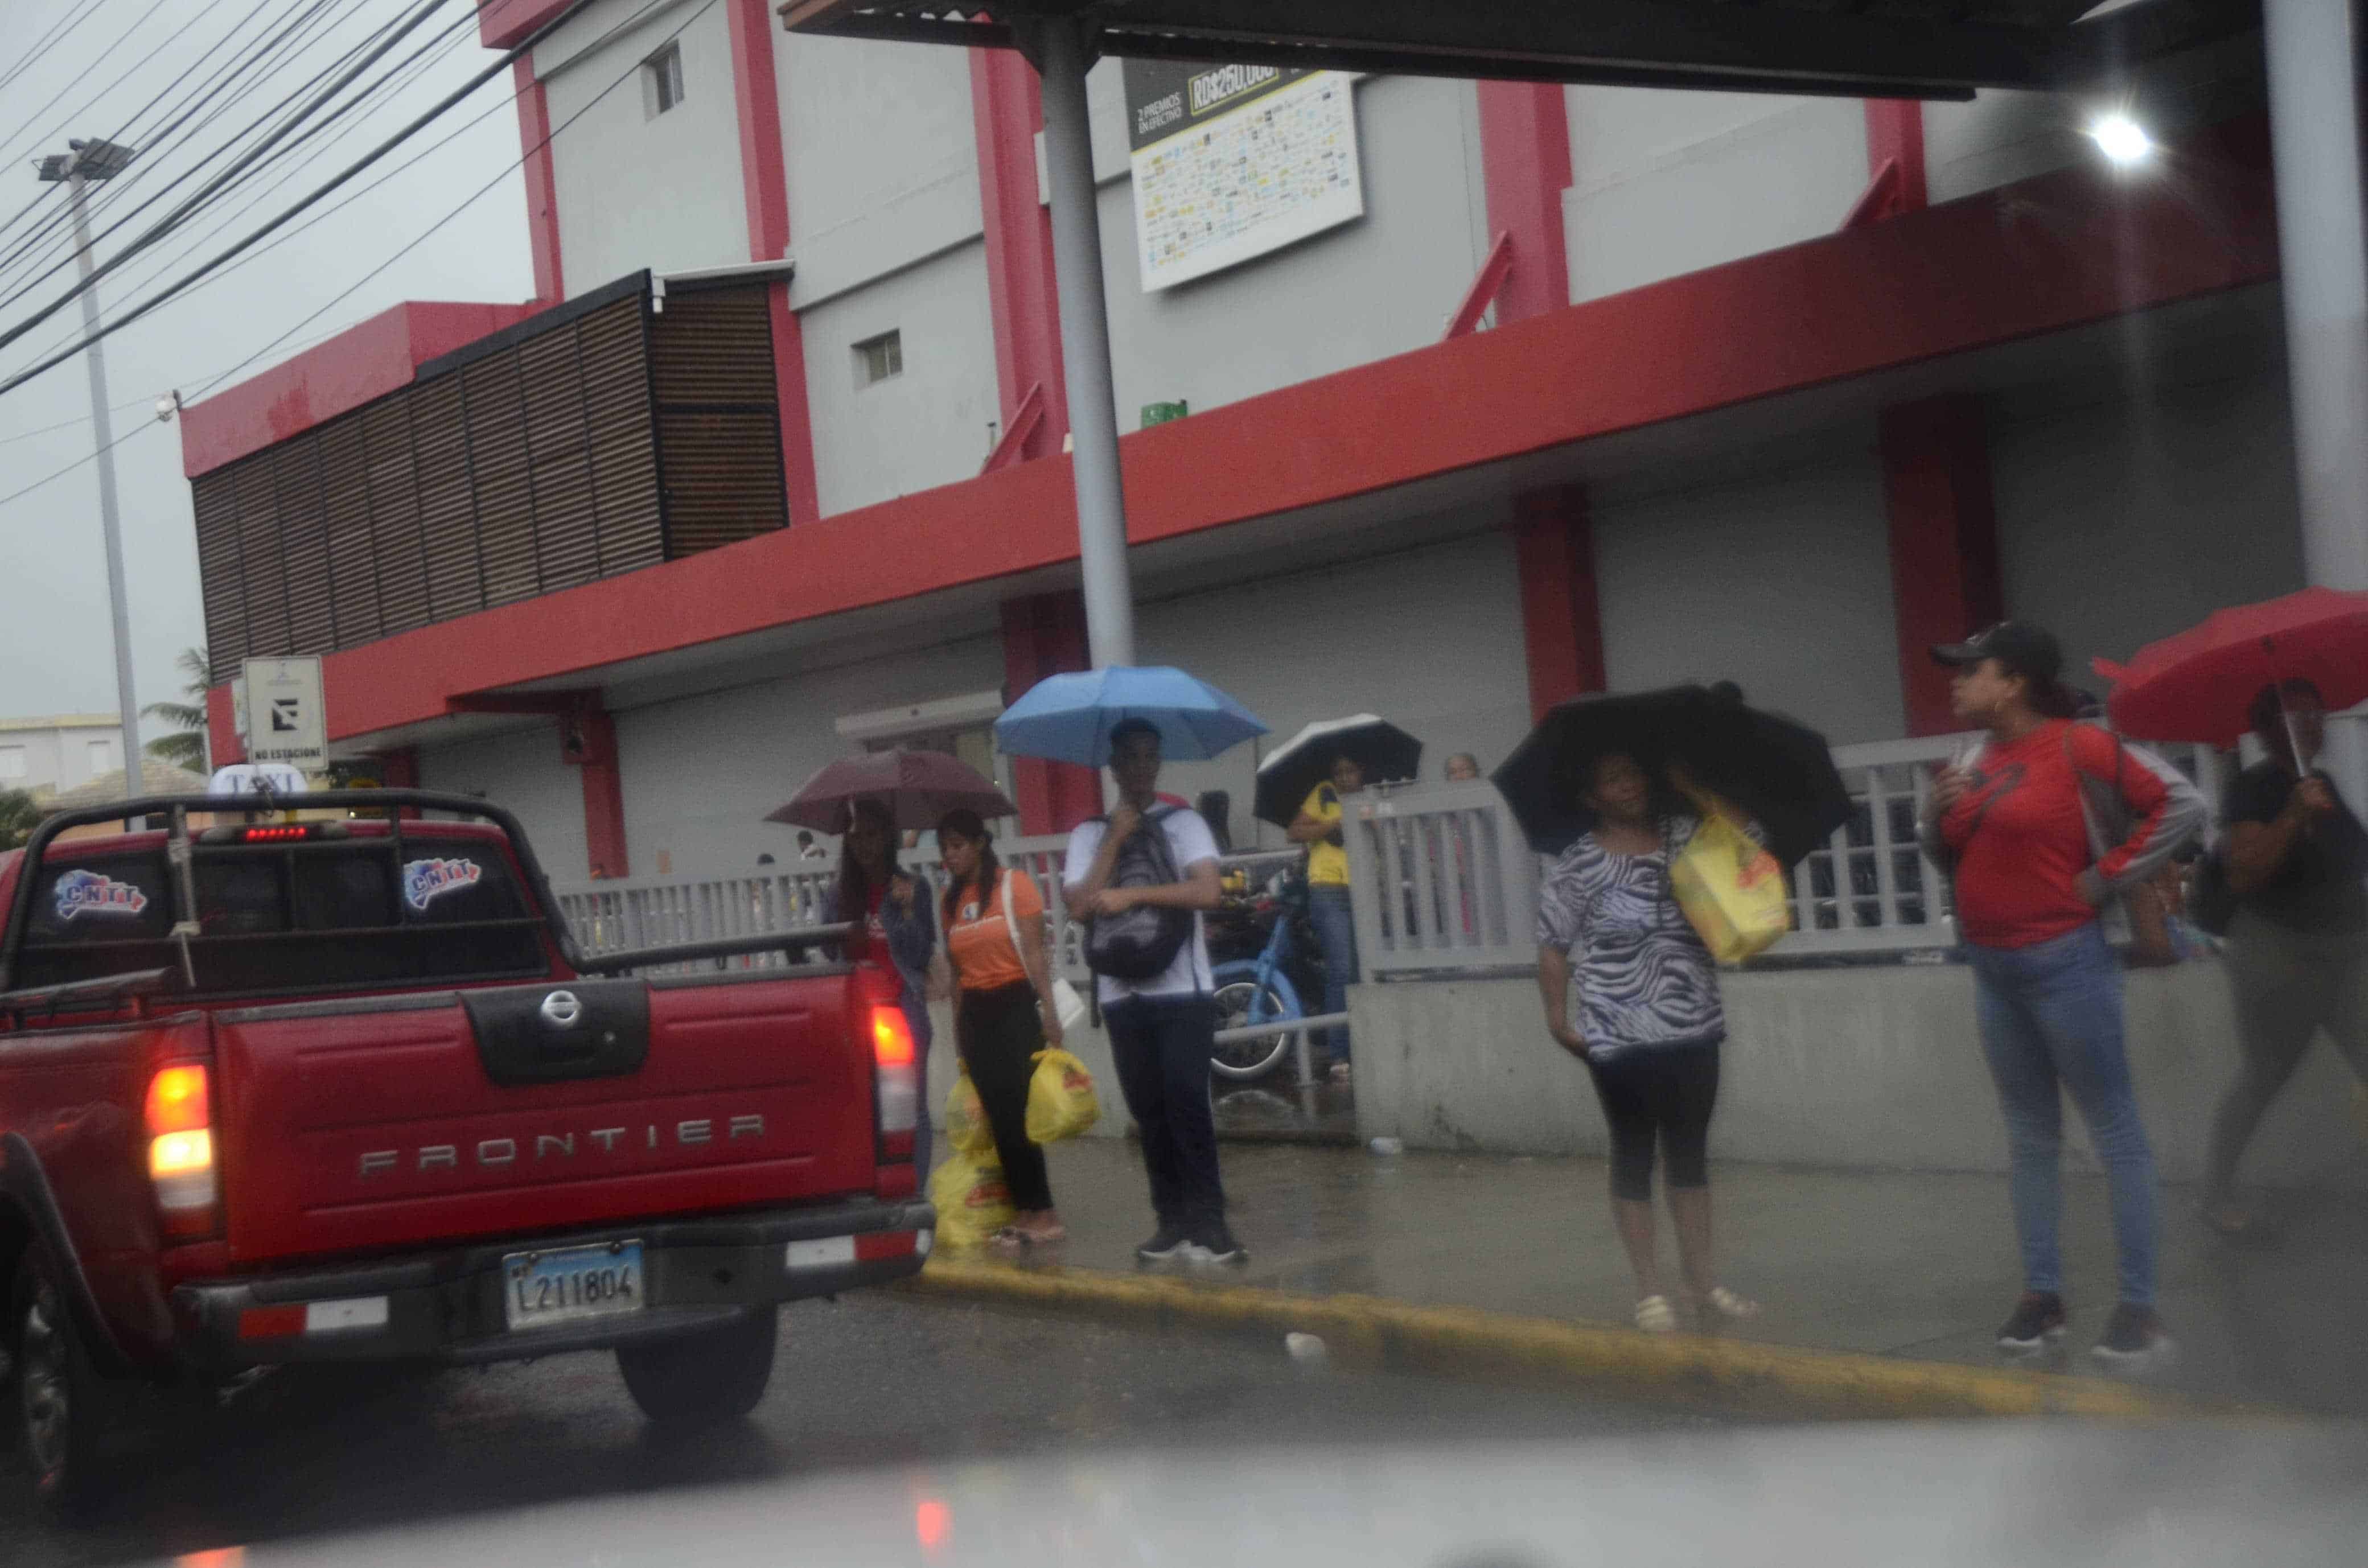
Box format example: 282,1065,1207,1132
1064,718,1243,1265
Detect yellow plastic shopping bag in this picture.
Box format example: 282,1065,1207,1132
944,1065,994,1158
1668,791,1791,964
926,1151,1014,1250
1024,1048,1100,1144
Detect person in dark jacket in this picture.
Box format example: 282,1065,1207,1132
2204,679,2368,1239
827,797,938,1170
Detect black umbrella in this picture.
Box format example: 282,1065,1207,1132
1253,714,1423,828
1491,686,1850,868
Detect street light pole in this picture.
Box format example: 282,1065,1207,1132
1026,19,1137,670
38,140,143,801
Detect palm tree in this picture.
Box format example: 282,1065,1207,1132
0,788,38,852
145,646,211,772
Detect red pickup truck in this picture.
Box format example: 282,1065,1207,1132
0,790,931,1505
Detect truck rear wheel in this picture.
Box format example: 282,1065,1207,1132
11,1243,121,1512
615,1307,776,1426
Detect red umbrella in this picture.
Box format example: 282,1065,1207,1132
767,750,1017,834
2094,587,2368,747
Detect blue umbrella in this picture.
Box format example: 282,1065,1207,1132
994,666,1268,766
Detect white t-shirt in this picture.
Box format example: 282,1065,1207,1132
1064,807,1221,1005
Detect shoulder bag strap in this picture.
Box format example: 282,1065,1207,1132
997,869,1026,965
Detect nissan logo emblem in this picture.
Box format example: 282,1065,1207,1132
539,990,583,1028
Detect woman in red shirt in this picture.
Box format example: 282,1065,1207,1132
1922,623,2202,1373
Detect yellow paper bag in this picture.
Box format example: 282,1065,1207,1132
1025,1048,1101,1144
1668,793,1791,964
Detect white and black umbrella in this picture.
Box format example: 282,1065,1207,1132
1252,715,1423,828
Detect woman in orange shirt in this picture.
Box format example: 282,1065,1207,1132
937,808,1067,1244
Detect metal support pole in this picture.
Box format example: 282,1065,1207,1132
67,174,145,800
1031,20,1136,669
2264,0,2368,591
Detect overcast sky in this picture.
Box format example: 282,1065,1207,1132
0,0,533,732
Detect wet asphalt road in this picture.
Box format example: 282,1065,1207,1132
2,1293,1718,1567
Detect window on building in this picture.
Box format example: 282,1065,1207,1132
854,330,903,388
87,739,113,775
644,42,685,117
0,746,24,780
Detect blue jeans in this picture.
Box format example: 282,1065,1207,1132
1967,923,2159,1307
1308,886,1358,1066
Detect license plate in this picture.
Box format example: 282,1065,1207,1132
503,1240,645,1331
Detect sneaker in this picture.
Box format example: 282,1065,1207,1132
1190,1223,1247,1265
1136,1226,1195,1263
2091,1304,2174,1370
1996,1291,2067,1354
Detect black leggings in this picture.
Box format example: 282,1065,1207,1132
957,981,1054,1213
1587,1042,1721,1201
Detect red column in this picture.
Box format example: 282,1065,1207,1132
1881,396,2004,736
971,47,1068,459
561,701,630,879
205,684,242,766
728,0,822,524
513,58,564,303
1475,81,1573,324
375,748,420,789
1001,592,1100,836
1511,487,1606,723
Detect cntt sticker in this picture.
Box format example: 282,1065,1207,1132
54,869,150,921
402,857,483,912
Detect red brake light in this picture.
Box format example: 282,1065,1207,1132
146,1064,209,1135
871,1006,915,1068
241,825,310,842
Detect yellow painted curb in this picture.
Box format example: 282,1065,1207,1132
902,1258,2213,1422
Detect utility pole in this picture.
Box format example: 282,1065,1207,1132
36,138,143,801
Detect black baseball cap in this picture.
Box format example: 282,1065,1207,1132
1930,621,2062,685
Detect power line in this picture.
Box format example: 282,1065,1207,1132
0,0,113,102
0,0,455,350
184,0,721,409
0,0,333,295
0,0,630,402
0,0,194,174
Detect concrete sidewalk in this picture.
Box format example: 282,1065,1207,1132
955,1138,2368,1417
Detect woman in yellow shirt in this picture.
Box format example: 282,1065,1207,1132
1289,755,1364,1080
938,809,1066,1244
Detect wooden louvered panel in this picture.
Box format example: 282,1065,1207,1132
463,353,538,607
658,410,788,556
648,286,776,406
232,455,290,657
519,326,598,593
275,439,333,655
411,377,483,623
318,417,379,649
363,398,429,636
577,297,663,574
192,470,247,672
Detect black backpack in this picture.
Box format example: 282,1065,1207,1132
1082,808,1196,981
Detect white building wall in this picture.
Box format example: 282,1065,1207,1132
540,0,749,290
1090,74,1491,427
416,723,591,884
799,242,1001,516
1991,367,2304,687
0,722,116,795
1593,441,1907,747
1136,526,1533,853
1562,88,1866,304
612,632,1006,878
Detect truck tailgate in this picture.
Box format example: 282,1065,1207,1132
212,975,877,1266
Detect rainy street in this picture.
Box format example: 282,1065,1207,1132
1,1291,1716,1567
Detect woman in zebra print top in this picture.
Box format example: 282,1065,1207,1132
1536,751,1760,1335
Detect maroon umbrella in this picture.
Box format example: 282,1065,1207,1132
2094,587,2368,746
767,750,1017,834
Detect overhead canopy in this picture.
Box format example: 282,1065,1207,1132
779,0,2254,100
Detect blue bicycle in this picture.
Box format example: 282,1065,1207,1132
1208,875,1327,1081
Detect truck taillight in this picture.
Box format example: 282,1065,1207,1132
871,1005,919,1153
145,1064,217,1236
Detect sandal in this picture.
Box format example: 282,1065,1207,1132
1696,1286,1762,1322
1016,1221,1067,1244
2201,1199,2279,1246
1634,1295,1678,1334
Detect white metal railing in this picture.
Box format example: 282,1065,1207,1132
549,731,2231,981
